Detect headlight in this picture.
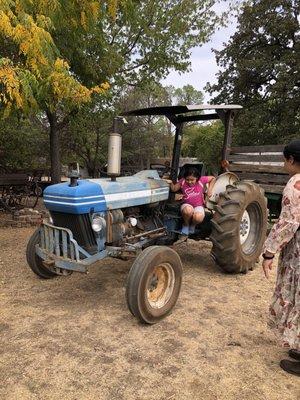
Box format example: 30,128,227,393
91,215,106,233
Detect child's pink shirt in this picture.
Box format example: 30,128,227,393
178,176,210,207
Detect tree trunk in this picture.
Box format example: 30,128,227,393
46,110,61,183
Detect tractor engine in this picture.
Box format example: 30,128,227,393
106,204,164,246
42,118,170,261
44,171,170,256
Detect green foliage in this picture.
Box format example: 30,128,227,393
207,0,300,145
168,84,204,105
0,1,110,116
103,0,222,86
182,121,225,173
0,0,222,115
0,115,48,171
116,83,172,168
61,98,114,177
62,82,208,174
0,0,225,178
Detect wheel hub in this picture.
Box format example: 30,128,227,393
147,263,175,309
240,210,251,245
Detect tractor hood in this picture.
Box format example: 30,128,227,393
43,170,169,214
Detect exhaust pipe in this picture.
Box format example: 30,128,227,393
107,117,127,181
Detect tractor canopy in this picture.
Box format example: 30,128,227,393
123,104,242,123
123,104,243,181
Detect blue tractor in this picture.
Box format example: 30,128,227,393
26,105,268,324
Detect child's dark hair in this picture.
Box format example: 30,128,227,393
283,139,300,163
183,167,201,180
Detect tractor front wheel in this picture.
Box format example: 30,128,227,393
126,246,183,324
210,181,268,273
26,228,58,279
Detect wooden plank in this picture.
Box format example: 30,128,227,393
228,154,284,162
260,184,285,194
237,172,289,185
229,163,287,174
231,144,284,153
0,173,28,186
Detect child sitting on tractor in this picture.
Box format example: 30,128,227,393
169,167,216,235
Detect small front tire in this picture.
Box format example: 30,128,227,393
26,229,57,279
126,246,183,324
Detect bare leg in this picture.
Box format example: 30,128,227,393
181,205,193,234
192,211,205,225
190,210,205,233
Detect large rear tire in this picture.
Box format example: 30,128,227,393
126,246,183,324
26,229,57,279
210,181,267,273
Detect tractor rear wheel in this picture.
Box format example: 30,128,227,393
126,246,183,324
210,181,267,273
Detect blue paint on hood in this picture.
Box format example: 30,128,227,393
43,180,105,214
43,172,170,215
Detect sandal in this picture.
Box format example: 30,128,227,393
288,349,300,361
280,359,300,376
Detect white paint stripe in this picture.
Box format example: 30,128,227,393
44,194,104,200
44,189,167,202
152,188,169,193
105,190,152,202
151,188,169,192
44,199,106,206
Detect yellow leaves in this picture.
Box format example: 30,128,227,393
90,2,100,18
0,58,38,117
80,11,87,29
0,61,23,110
0,1,113,116
14,18,54,77
48,58,97,107
79,1,100,29
35,0,61,15
1,10,56,78
0,11,13,36
92,82,110,94
35,14,53,31
108,0,118,19
48,59,110,108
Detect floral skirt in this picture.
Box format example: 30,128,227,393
268,231,300,351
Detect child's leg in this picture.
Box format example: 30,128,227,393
180,204,193,234
190,206,205,233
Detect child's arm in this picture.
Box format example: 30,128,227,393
206,176,216,197
163,179,181,192
170,181,181,192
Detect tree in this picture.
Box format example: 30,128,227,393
207,0,300,145
62,100,114,177
0,115,48,171
0,1,113,181
170,84,204,105
115,82,172,169
1,0,224,181
63,81,207,174
181,121,225,173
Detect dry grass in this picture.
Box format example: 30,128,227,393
0,228,299,400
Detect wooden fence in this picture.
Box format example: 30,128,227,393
228,144,288,194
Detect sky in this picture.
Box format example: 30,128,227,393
162,2,238,102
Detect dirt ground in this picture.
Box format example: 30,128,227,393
0,227,299,400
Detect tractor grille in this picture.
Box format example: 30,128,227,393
50,212,97,254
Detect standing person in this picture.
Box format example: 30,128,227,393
170,167,215,235
262,139,300,376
